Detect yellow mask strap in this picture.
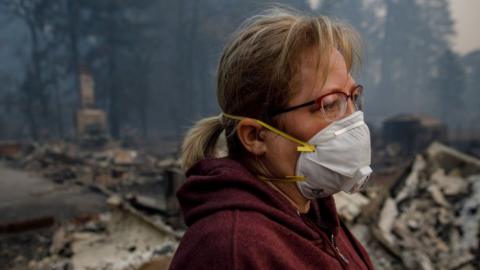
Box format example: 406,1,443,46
258,175,305,182
222,113,315,153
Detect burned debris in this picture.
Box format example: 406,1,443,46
372,114,454,171
0,139,185,270
0,66,187,269
4,139,478,270
335,142,480,270
1,109,479,270
28,195,179,270
382,114,447,157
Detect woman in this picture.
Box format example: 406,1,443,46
169,8,374,270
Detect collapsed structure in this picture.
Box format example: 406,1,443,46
1,140,479,270
76,67,109,147
335,142,480,270
0,141,185,270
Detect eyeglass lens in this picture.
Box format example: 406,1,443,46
319,86,363,121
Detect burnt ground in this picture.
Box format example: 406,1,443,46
0,227,54,269
0,164,107,269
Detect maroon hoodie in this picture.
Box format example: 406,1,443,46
169,158,374,270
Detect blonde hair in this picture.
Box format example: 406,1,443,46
181,8,362,171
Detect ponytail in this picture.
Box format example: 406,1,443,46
180,115,225,171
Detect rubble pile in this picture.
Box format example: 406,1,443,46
336,142,480,270
3,139,480,269
2,141,179,193
1,140,186,270
28,196,180,270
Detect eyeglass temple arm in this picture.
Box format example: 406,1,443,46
270,100,316,117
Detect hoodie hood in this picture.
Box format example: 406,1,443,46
177,158,341,237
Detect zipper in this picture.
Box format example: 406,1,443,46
331,233,350,264
299,213,349,266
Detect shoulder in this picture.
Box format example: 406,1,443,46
169,210,237,270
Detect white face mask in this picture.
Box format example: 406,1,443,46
295,111,372,199
222,111,372,199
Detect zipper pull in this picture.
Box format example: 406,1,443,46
331,234,349,264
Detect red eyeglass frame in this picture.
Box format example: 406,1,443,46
270,84,364,117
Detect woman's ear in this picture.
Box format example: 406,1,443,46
236,118,267,155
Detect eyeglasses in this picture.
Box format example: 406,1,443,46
270,85,364,121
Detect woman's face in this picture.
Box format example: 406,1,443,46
261,48,357,178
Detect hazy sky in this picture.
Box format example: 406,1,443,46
308,0,480,55
450,0,480,55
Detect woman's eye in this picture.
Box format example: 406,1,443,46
322,99,340,112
